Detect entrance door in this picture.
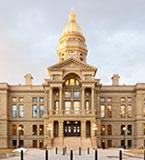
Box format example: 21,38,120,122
64,121,81,136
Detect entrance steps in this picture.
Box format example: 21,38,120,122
53,137,92,149
63,137,81,150
53,138,63,149
81,138,92,149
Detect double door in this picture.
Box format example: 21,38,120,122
64,121,81,137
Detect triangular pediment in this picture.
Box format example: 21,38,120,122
47,58,97,71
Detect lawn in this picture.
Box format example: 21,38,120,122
128,149,145,155
0,149,13,155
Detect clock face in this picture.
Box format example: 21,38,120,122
69,52,76,57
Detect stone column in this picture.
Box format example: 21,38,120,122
91,87,95,114
59,120,64,149
49,87,53,115
59,87,62,115
82,87,85,115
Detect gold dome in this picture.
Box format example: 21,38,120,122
62,9,83,35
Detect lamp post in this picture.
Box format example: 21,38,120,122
93,124,98,148
18,126,22,148
123,126,126,149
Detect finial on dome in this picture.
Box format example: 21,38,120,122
69,8,76,22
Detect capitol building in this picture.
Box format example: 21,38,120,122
0,9,145,149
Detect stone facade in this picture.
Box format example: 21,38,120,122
0,9,145,149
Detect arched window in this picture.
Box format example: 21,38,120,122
101,125,105,135
12,125,17,135
32,125,37,135
107,105,112,118
107,125,112,135
39,125,44,135
18,125,24,135
127,125,132,135
121,125,125,135
65,78,79,86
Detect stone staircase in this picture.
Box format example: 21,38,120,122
53,137,92,149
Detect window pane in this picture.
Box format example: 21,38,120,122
74,92,80,98
107,97,112,102
76,80,79,85
32,125,37,135
144,104,145,117
39,97,44,103
33,97,37,102
70,79,75,85
101,105,105,118
120,105,125,118
65,80,69,85
107,125,112,135
12,125,17,135
121,125,125,135
121,97,125,102
12,105,17,118
12,97,17,102
107,105,112,118
19,105,24,118
65,101,71,114
74,101,80,114
101,125,105,135
39,125,44,135
19,97,24,102
127,97,132,102
39,105,44,118
54,101,59,110
33,105,37,118
127,125,132,135
127,105,132,118
100,97,105,103
65,92,71,98
128,140,132,148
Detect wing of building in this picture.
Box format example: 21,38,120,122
0,9,145,149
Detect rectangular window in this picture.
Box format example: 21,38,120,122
121,140,125,148
12,140,17,147
39,125,44,135
127,97,132,103
12,97,17,102
32,105,37,118
144,104,145,117
19,97,24,103
107,105,112,118
101,105,105,118
74,92,80,98
32,97,37,102
100,97,105,103
73,101,80,114
65,92,71,98
127,105,132,118
107,97,112,102
39,105,44,118
20,140,24,147
39,97,44,103
12,105,17,118
65,101,71,114
120,105,125,118
19,104,24,118
127,125,132,135
85,101,90,110
128,140,132,148
121,97,125,102
54,101,59,110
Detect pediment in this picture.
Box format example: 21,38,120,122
48,58,97,72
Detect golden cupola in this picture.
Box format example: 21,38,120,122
57,9,88,63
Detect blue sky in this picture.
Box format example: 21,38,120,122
0,0,145,85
